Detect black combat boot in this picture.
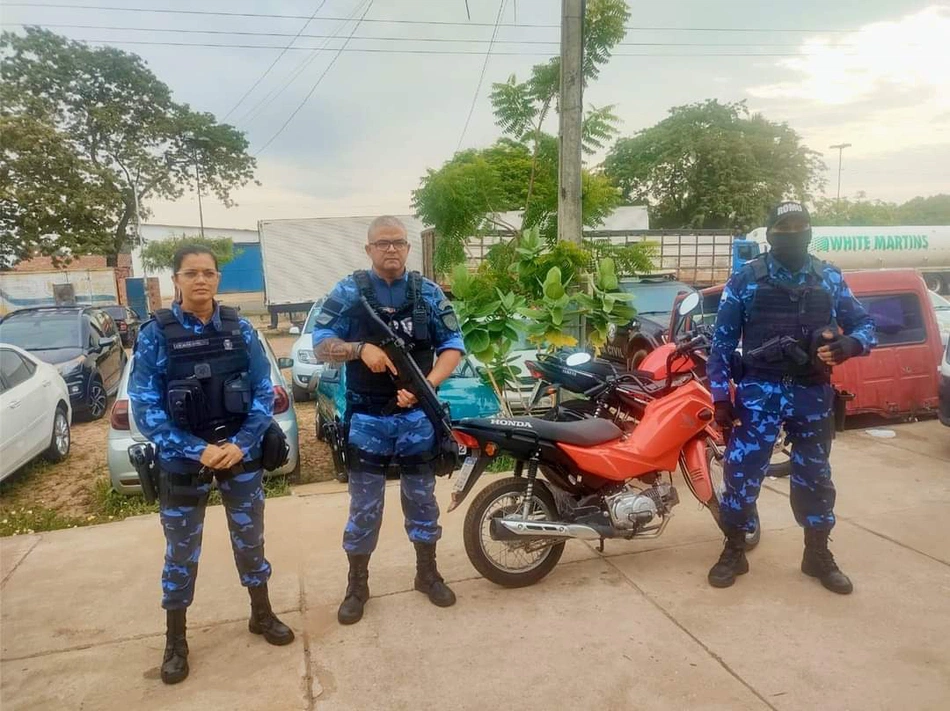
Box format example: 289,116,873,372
338,554,371,625
707,527,750,588
413,542,456,607
161,608,189,685
248,584,296,645
801,528,853,594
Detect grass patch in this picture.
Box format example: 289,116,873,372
0,505,88,537
91,477,160,519
486,455,516,473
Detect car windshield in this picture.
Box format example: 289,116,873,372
929,291,950,312
102,305,127,319
302,299,326,334
618,281,695,315
0,313,82,350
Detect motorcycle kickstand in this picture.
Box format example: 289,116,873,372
597,538,605,554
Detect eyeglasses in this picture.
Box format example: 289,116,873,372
369,239,409,252
176,270,220,281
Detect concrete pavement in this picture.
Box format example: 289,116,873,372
2,420,949,710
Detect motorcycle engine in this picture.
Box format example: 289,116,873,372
605,490,658,531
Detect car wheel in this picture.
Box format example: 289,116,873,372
292,382,310,402
316,411,326,441
86,376,108,420
44,405,71,463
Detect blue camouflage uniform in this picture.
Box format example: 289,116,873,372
312,271,465,555
707,254,876,532
129,302,275,610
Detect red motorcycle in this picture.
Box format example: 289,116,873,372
449,296,744,588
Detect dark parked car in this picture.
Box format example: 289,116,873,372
601,276,698,369
0,306,127,420
102,305,143,348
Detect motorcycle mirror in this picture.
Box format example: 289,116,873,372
564,352,592,367
678,292,701,316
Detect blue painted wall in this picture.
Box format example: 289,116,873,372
219,242,263,293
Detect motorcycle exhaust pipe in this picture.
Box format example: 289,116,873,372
490,517,606,541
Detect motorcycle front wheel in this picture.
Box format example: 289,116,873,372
463,476,566,588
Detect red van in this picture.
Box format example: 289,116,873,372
676,269,943,421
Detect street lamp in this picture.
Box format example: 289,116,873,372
829,143,852,203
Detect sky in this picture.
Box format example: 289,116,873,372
2,0,948,229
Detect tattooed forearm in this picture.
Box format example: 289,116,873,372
315,338,360,364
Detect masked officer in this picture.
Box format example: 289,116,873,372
312,216,465,625
706,201,876,594
129,245,294,686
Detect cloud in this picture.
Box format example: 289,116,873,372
748,5,950,106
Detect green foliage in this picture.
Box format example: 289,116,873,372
0,28,257,265
0,504,86,537
451,226,639,407
413,1,630,275
604,100,825,231
0,113,114,267
140,234,239,272
810,193,950,226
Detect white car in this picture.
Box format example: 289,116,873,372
928,290,950,348
288,300,327,401
0,344,72,481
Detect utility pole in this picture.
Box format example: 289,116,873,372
557,0,584,245
829,142,852,203
193,148,206,239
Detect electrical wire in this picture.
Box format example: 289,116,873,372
455,0,508,151
4,3,860,32
221,1,327,121
255,0,376,156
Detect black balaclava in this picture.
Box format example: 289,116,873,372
766,201,812,273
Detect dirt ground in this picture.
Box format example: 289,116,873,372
0,331,336,523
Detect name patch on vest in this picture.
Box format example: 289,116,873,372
171,338,210,350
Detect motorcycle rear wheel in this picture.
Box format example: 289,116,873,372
463,477,566,588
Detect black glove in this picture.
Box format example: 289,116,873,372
714,400,740,444
818,333,862,365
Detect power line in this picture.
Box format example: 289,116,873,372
4,3,860,32
21,37,865,58
456,0,507,152
221,0,327,121
255,0,376,156
237,0,370,129
1,22,885,48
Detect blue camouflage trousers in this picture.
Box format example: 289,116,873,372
344,408,442,555
160,468,271,610
721,382,837,533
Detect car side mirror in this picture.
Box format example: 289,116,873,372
277,357,294,369
288,326,301,336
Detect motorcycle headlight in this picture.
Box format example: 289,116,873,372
296,349,318,365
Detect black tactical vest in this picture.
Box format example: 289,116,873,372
742,256,833,381
154,305,251,441
345,270,435,402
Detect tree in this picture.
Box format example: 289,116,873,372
0,28,257,266
810,195,899,226
413,0,630,274
810,193,950,226
140,235,238,272
0,113,113,267
896,194,950,224
603,100,825,230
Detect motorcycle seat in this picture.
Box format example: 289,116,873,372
461,416,623,446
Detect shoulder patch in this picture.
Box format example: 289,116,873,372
438,299,459,331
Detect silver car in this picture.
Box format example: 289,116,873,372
288,300,327,401
107,330,301,494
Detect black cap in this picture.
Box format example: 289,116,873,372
766,201,810,232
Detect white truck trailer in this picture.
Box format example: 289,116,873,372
748,225,950,294
258,215,426,327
